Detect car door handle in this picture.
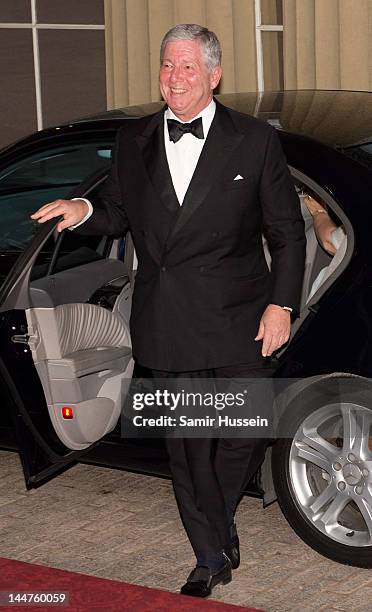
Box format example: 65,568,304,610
11,331,39,348
11,334,30,344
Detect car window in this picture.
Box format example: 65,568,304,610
341,142,372,171
0,142,113,253
31,178,110,281
30,233,106,281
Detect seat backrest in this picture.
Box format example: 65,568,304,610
306,233,347,302
297,196,322,309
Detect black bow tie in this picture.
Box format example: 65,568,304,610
167,117,204,143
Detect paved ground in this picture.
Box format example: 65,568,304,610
1,450,372,611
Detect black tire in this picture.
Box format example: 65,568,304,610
272,377,372,568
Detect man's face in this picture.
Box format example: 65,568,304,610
159,39,222,122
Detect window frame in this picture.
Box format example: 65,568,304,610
254,0,284,93
46,172,112,278
0,134,115,255
0,0,105,132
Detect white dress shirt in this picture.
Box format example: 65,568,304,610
70,98,216,228
70,197,93,229
164,98,216,204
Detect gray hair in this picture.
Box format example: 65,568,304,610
160,24,222,71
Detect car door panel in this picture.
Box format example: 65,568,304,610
0,166,134,487
30,259,129,306
26,295,133,451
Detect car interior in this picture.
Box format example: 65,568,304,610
262,173,349,312
295,185,347,307
287,171,352,334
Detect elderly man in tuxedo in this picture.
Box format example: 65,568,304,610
32,24,305,598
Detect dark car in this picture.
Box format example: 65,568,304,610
1,90,372,569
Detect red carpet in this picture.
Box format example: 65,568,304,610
0,558,264,612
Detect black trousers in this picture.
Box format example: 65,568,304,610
151,362,273,565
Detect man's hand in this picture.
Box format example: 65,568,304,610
255,304,291,357
30,199,89,232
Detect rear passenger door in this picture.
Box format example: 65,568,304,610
0,164,134,489
0,138,114,275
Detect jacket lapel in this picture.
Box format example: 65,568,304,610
135,102,245,240
167,102,244,239
135,110,180,215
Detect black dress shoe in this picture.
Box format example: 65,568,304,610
180,562,232,598
226,524,240,570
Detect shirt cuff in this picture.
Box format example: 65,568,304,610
68,198,93,230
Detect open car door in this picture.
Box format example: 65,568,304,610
0,171,134,488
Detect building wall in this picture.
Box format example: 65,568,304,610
283,0,372,91
104,0,372,107
1,0,372,149
104,0,258,109
0,0,107,148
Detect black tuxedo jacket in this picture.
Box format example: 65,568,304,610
78,100,306,371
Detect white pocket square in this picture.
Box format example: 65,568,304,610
233,174,244,181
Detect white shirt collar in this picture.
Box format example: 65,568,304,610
164,98,216,139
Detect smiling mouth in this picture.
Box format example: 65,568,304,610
170,88,188,94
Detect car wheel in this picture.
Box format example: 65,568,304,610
272,391,372,567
